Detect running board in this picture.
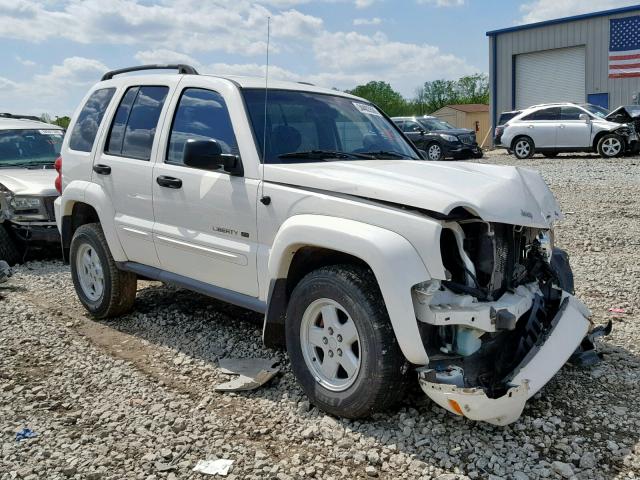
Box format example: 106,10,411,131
116,261,266,314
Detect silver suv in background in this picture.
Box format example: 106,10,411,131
497,103,637,159
0,115,63,264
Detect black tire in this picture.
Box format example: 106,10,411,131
0,223,21,266
512,136,534,159
70,223,137,318
597,134,624,158
543,152,559,158
472,150,484,159
425,142,444,161
285,264,409,418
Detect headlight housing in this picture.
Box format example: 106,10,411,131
439,134,459,142
10,196,42,211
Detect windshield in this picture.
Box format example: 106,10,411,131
416,118,455,131
242,89,419,163
581,104,610,119
0,128,64,167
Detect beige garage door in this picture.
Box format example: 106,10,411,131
515,46,586,110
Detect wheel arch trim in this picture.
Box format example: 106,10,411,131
267,214,431,365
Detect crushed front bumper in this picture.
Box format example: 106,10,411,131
7,221,60,245
418,293,592,426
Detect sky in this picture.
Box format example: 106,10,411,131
0,0,638,117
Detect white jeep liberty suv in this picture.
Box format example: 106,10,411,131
56,65,600,425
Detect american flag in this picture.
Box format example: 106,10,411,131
609,15,640,78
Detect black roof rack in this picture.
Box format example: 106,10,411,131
101,64,199,81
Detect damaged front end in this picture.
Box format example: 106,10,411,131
414,220,607,425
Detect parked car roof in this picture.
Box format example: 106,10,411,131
0,117,64,131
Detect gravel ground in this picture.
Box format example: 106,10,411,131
1,151,639,480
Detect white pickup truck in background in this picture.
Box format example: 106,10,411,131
55,64,604,425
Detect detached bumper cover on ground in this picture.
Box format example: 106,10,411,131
418,293,591,426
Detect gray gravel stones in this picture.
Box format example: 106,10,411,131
2,151,640,479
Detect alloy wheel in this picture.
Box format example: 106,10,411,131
602,137,621,157
515,140,530,158
76,243,104,301
300,298,361,392
428,144,442,160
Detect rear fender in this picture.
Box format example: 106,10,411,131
60,180,126,262
268,214,431,365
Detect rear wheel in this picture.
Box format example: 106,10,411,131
513,137,534,159
426,143,444,161
286,265,408,418
0,223,21,266
597,134,623,158
70,223,137,318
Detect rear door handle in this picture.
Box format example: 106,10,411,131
93,164,111,175
559,124,566,129
528,125,534,129
156,175,182,189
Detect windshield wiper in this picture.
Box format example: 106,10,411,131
278,150,374,160
359,150,414,159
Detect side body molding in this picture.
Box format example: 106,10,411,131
59,180,127,262
268,214,431,365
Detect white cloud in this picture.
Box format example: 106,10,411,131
354,0,377,8
15,56,36,67
417,0,464,7
519,0,638,24
0,57,108,115
134,49,200,66
313,31,477,94
353,17,382,26
0,0,322,56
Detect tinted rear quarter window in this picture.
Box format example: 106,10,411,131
105,86,169,160
523,107,560,121
69,88,116,152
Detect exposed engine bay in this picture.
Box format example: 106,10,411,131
412,220,606,425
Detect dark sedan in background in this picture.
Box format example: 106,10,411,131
392,115,483,161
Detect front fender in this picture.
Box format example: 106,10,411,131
269,214,431,365
60,180,127,262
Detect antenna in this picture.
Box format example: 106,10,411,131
260,16,272,206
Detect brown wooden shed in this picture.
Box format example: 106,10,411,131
431,104,491,148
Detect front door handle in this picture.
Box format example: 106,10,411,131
156,175,182,189
93,164,111,175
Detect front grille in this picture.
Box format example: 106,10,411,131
459,134,475,145
43,196,57,222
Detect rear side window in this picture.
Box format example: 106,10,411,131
106,86,169,160
167,88,239,165
69,88,116,152
523,107,560,121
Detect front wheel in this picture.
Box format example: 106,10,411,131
426,143,444,161
285,265,409,418
70,223,137,318
513,137,534,159
597,134,623,158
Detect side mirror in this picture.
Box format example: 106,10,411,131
183,139,243,176
579,113,590,123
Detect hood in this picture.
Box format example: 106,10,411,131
606,105,640,122
0,167,58,196
265,160,562,228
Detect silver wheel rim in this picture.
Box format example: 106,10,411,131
428,144,441,160
76,243,104,302
602,138,621,157
515,140,530,158
300,298,361,392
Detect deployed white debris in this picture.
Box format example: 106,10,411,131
214,357,280,392
193,459,234,476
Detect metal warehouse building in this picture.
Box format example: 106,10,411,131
487,5,640,134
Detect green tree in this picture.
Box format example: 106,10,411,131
53,116,71,129
346,81,411,117
456,74,489,104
